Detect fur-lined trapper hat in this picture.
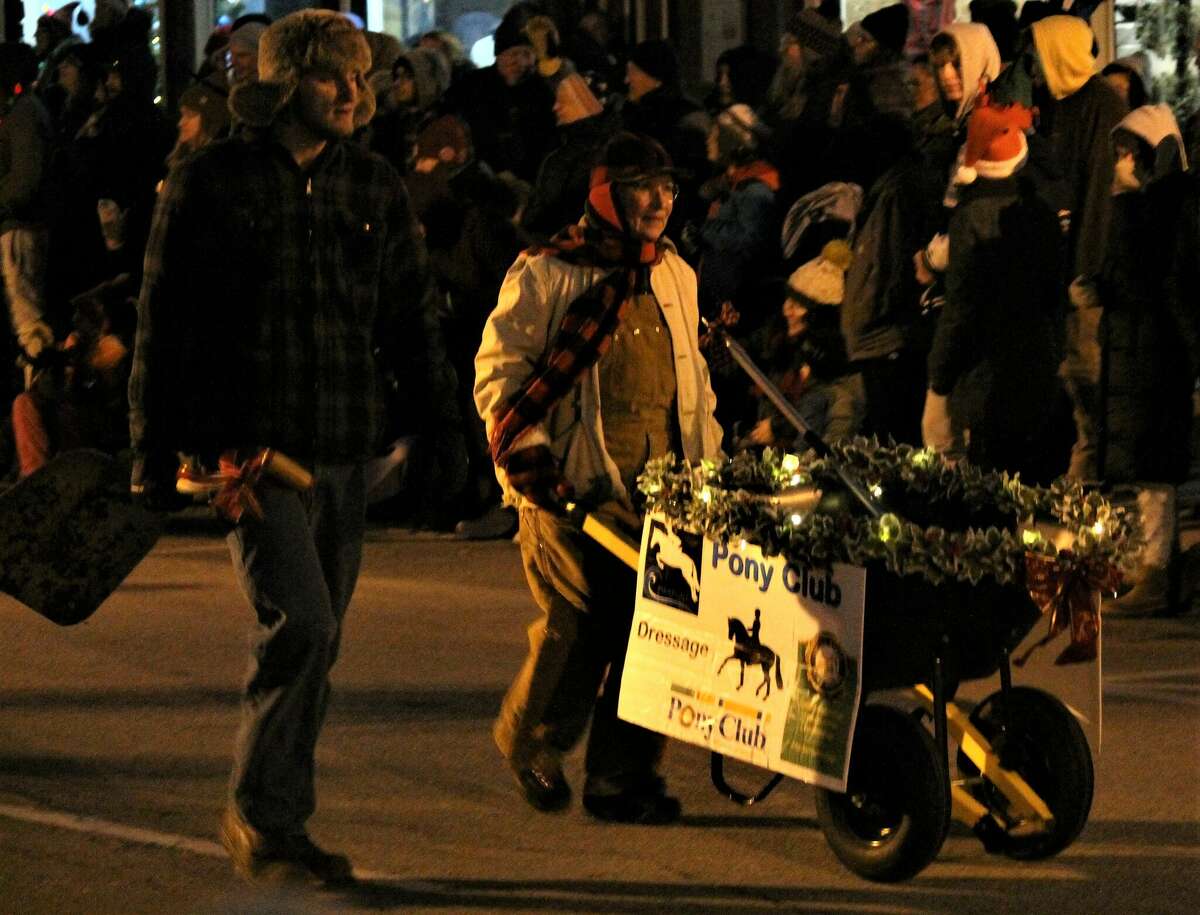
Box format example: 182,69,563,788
229,9,375,130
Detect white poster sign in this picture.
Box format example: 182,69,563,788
618,514,867,791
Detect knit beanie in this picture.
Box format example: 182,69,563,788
713,103,763,161
955,102,1032,184
1030,15,1095,101
787,240,854,306
493,2,541,56
628,39,679,86
861,4,910,55
229,10,375,130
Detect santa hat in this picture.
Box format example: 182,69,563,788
787,240,854,306
955,102,1032,184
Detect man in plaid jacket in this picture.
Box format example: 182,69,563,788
129,11,462,885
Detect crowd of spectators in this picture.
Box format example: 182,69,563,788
2,0,1198,615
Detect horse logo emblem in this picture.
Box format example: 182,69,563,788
642,519,703,615
718,610,784,699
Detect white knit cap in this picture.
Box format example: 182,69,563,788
787,239,853,305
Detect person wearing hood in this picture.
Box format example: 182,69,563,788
475,132,722,824
921,22,1001,180
128,10,465,884
1096,106,1197,615
923,101,1064,480
1024,14,1127,481
369,46,450,175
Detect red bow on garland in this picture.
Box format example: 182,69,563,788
1016,551,1123,666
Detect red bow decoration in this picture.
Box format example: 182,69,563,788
1016,551,1122,666
176,449,313,524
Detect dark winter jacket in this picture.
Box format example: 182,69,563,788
130,134,457,463
0,94,56,232
522,107,620,238
441,66,556,182
1097,172,1197,483
841,153,942,361
1037,76,1127,279
928,174,1063,466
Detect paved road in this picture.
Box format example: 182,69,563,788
1,528,1197,914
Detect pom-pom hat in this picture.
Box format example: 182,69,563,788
788,240,854,306
229,9,375,129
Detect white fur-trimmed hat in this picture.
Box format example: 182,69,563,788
229,9,375,129
787,239,853,306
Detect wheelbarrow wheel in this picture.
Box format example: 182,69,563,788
815,704,950,882
957,686,1093,859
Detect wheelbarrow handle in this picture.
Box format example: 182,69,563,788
713,325,884,521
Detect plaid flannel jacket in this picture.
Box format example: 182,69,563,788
130,134,452,463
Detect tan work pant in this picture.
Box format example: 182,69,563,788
494,504,665,795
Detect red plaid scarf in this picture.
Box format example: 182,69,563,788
489,173,667,467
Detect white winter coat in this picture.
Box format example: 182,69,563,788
474,245,723,509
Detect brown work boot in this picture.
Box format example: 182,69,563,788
219,807,354,886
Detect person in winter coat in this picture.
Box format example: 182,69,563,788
128,11,465,884
841,116,943,445
475,132,722,825
369,46,450,175
844,4,914,121
741,239,865,449
522,71,620,239
1024,15,1127,480
694,103,781,325
1097,106,1197,615
0,43,58,385
441,3,556,183
922,102,1064,480
924,23,1002,182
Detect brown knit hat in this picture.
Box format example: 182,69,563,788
229,10,375,129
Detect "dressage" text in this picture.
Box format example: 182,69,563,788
636,620,710,660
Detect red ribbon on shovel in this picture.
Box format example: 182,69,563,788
176,449,314,524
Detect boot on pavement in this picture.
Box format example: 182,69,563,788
219,807,354,886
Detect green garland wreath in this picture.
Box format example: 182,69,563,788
638,440,1141,589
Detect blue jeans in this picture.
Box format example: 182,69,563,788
225,462,365,835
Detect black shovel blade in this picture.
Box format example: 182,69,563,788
0,450,164,625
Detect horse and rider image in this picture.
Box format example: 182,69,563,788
643,520,703,612
718,610,784,698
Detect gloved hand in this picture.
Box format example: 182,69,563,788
131,451,190,513
921,389,955,457
17,320,54,361
504,444,573,511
